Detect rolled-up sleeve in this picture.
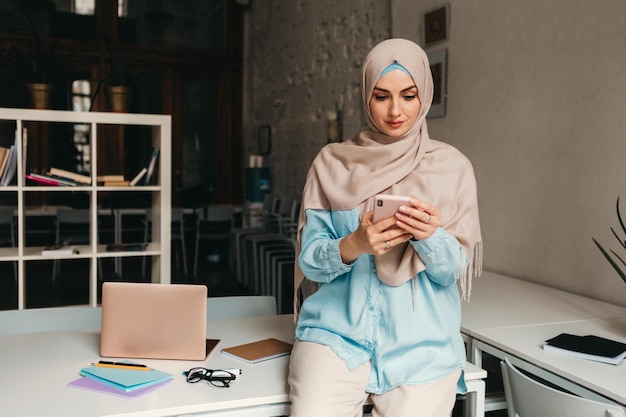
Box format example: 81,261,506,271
410,227,467,287
298,209,353,283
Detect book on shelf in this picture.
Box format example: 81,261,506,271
543,333,626,365
104,180,130,187
45,173,80,186
21,127,27,182
0,146,16,186
97,174,125,183
0,146,10,181
220,338,293,364
42,241,79,256
144,146,159,185
48,167,91,185
0,132,18,186
129,167,147,186
26,173,77,187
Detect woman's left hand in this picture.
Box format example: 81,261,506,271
395,197,440,240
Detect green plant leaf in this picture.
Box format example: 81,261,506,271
617,196,626,240
610,227,626,250
592,237,626,284
609,248,626,271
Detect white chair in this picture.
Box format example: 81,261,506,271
0,306,102,335
206,295,277,320
500,357,625,417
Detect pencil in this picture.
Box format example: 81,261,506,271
91,361,153,371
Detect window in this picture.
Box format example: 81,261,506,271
71,80,91,173
73,0,126,17
73,0,94,15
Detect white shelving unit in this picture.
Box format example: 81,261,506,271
0,108,171,309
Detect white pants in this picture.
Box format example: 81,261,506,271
288,340,460,417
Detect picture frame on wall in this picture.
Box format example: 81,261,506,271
423,4,450,47
257,125,272,155
427,49,447,118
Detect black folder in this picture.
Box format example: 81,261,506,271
544,333,626,365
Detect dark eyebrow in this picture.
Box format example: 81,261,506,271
372,85,418,93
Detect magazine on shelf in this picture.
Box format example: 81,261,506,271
543,333,626,365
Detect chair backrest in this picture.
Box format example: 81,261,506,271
0,207,16,246
278,197,293,217
500,357,625,417
206,296,277,320
171,208,185,239
262,193,274,212
56,208,90,224
55,208,92,244
202,205,234,222
0,306,102,335
281,200,301,237
198,206,233,235
144,208,191,240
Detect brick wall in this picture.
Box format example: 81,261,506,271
242,0,391,200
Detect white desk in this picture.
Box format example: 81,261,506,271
462,271,626,337
0,314,487,417
472,318,626,406
461,270,626,411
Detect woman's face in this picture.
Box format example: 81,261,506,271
369,69,421,138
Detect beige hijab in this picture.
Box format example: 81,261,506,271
295,39,482,308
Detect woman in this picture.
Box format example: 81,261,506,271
288,38,482,417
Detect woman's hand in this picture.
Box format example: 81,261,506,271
394,197,440,240
339,211,411,264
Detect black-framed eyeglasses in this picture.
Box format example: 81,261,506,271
183,367,236,388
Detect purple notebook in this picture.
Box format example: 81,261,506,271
68,377,171,399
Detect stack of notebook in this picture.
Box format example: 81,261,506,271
543,333,626,365
68,362,173,399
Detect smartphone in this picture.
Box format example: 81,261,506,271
372,194,411,226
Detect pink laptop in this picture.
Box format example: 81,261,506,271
100,282,208,360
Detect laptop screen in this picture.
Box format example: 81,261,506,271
100,282,208,360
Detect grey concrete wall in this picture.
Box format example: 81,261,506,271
392,0,626,306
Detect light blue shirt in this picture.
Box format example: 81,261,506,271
296,208,468,395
